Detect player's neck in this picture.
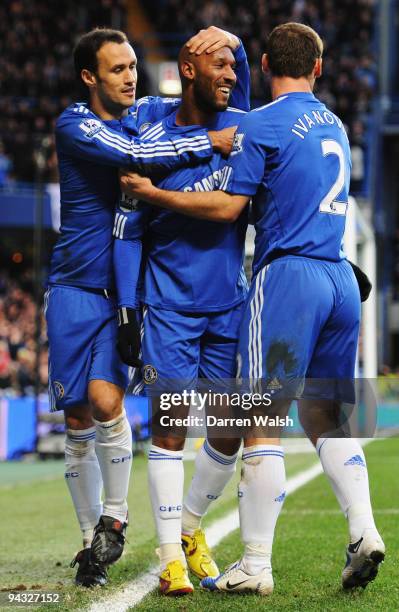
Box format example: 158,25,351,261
175,98,215,127
271,76,314,100
89,96,129,121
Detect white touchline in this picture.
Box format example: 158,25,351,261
88,461,327,612
88,439,373,611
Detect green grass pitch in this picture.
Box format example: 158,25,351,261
0,437,397,611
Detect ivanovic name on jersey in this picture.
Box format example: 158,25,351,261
291,107,345,140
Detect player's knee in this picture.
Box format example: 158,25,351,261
64,405,93,430
152,435,185,452
88,382,124,421
298,399,348,442
208,437,241,456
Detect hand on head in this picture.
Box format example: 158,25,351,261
185,26,240,56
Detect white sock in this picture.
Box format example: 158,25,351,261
240,445,286,574
148,445,185,564
157,543,186,570
65,427,103,548
94,410,132,523
182,439,239,535
317,438,376,542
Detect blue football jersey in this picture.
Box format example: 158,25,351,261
223,92,351,275
115,107,249,312
113,42,251,311
48,100,212,290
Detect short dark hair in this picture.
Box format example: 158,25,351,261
73,27,128,83
266,22,323,79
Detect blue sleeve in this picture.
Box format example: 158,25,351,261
221,111,278,196
230,42,250,112
113,199,150,240
113,237,142,309
56,113,212,174
134,96,181,124
113,201,149,307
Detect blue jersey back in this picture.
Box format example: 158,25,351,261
224,92,351,275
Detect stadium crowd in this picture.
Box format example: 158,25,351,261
0,0,376,189
147,0,376,191
0,0,128,183
0,0,382,396
0,270,48,396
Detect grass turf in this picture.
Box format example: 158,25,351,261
0,439,397,611
133,437,399,612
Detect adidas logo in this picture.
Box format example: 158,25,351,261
344,454,366,467
275,491,286,503
267,377,282,391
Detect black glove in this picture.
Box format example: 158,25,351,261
348,261,372,302
117,307,142,367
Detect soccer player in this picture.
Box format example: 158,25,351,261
46,26,237,588
119,22,385,595
115,33,250,595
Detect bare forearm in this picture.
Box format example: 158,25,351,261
144,187,231,221
119,173,250,222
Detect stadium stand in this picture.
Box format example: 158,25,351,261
0,0,143,182
0,0,376,193
144,0,377,195
0,269,48,396
0,0,382,384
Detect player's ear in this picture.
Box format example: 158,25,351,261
314,58,322,78
180,60,195,82
261,53,270,75
81,69,97,89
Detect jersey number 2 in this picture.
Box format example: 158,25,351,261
319,140,348,215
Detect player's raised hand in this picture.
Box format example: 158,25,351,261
119,170,155,200
208,126,237,157
186,26,240,55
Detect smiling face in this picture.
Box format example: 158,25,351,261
82,41,137,117
191,47,237,112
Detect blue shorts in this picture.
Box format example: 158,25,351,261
45,285,129,411
138,303,244,394
237,257,360,401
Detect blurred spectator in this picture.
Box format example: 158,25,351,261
0,269,47,396
0,339,14,389
146,0,377,194
0,140,12,188
0,0,129,182
1,0,376,187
